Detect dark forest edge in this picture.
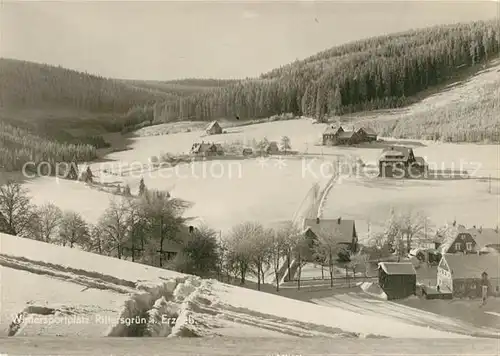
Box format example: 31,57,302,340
0,19,499,174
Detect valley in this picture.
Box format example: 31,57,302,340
1,2,500,354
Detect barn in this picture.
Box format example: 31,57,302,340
378,262,417,300
357,127,378,142
206,121,223,135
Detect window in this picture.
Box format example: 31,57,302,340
466,242,473,251
496,286,499,292
470,283,476,289
455,242,462,251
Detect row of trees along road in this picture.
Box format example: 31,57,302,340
0,179,430,290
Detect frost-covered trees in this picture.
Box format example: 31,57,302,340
178,224,220,277
280,136,292,154
58,211,90,248
97,198,131,259
313,225,344,288
225,222,260,285
0,181,33,236
27,203,63,242
136,190,191,267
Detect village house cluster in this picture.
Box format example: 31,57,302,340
375,222,499,301
191,120,283,157
322,125,430,178
322,125,378,145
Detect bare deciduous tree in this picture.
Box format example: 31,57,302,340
348,251,370,279
248,225,272,291
226,221,260,285
278,220,301,282
85,224,107,255
138,190,191,267
58,211,90,248
387,208,430,256
98,198,131,259
181,224,220,277
314,225,343,288
269,227,286,291
293,232,311,290
280,136,291,154
0,180,33,236
28,203,63,242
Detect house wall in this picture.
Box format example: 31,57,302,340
379,161,408,178
447,233,477,254
323,134,335,146
452,278,500,298
437,267,453,292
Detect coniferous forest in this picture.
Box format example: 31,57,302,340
153,20,499,122
0,19,499,173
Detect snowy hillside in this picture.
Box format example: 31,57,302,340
1,233,497,339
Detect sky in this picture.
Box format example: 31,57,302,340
1,1,498,80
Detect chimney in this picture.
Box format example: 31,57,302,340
473,225,476,229
479,226,482,233
316,217,320,224
337,217,341,224
452,220,456,227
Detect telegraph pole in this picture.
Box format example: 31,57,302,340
488,174,491,194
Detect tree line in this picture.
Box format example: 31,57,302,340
1,179,434,290
152,20,499,124
0,58,168,113
0,121,97,172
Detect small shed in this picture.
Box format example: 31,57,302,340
357,127,378,142
266,141,280,155
378,262,417,300
206,121,223,135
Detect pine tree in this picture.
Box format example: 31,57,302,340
138,178,146,196
66,163,79,181
123,184,132,197
85,166,94,183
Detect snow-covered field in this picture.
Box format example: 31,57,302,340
311,292,499,337
2,233,496,339
322,175,500,242
23,116,500,232
24,157,332,231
